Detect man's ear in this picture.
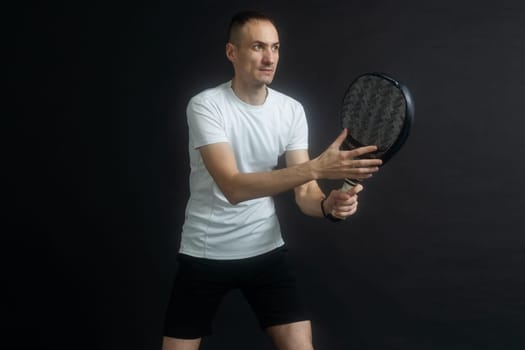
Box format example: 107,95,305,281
225,42,236,63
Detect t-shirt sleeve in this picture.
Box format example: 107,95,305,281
286,103,309,151
187,95,229,149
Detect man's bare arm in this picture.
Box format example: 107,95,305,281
199,129,381,205
285,149,325,217
286,149,364,219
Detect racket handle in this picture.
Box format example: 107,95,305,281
340,178,358,192
331,178,359,220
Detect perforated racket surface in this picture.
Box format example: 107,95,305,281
338,72,415,193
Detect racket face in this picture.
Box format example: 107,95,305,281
341,73,414,164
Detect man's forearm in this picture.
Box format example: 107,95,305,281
218,162,317,205
293,181,325,217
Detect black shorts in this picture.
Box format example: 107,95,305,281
163,246,309,339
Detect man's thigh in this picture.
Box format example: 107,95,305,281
266,320,314,350
163,254,231,339
241,247,309,329
162,336,201,350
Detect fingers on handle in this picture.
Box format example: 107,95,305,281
332,179,354,219
346,183,363,195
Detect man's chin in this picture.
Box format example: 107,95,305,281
259,77,274,86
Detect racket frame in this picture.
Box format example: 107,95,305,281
333,72,415,218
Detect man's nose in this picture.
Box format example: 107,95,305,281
262,48,276,64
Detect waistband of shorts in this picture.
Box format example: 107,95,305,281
177,245,287,265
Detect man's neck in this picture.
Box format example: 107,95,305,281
230,78,268,106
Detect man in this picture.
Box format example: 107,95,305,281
163,11,382,350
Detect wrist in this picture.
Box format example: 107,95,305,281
295,161,317,181
320,198,342,222
306,157,320,180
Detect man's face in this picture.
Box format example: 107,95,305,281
227,20,280,87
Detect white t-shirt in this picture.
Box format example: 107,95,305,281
180,81,309,259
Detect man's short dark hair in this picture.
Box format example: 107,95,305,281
226,11,276,45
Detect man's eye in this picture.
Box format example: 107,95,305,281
253,44,262,50
272,46,280,52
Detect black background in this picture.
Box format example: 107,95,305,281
9,1,525,349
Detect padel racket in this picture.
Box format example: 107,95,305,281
333,72,415,218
